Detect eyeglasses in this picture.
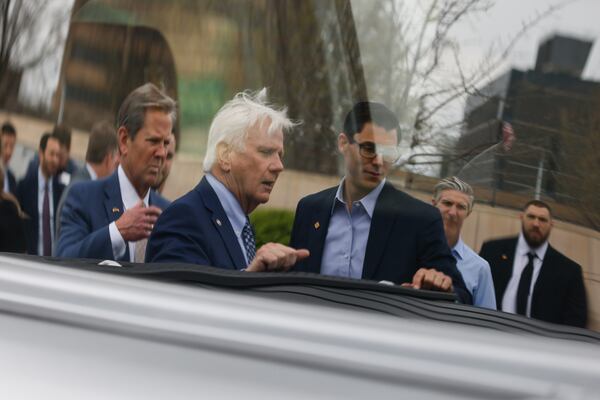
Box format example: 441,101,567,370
354,141,400,163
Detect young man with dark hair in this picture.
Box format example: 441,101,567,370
290,102,470,303
480,200,588,327
16,132,65,255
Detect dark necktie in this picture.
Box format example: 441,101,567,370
516,252,536,315
242,219,256,265
42,181,51,256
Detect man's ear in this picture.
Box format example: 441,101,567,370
117,127,129,158
338,132,349,152
216,142,232,172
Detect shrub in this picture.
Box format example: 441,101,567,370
250,208,295,247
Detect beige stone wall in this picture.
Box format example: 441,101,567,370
4,111,598,331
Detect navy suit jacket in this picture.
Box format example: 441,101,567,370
56,171,169,260
16,167,65,255
289,183,471,304
479,237,587,327
146,177,247,269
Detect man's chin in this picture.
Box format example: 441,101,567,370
523,232,548,248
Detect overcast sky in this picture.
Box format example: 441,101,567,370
451,0,600,79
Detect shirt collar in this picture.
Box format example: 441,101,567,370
86,163,98,180
452,237,466,260
205,173,247,235
332,178,386,218
516,231,549,260
37,166,52,191
118,165,149,209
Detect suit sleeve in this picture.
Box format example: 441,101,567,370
55,186,115,259
562,263,588,328
416,212,472,304
145,203,213,266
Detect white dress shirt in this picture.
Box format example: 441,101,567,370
2,167,8,193
501,232,548,316
37,167,55,255
108,165,150,262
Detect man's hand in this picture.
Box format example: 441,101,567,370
115,200,162,242
402,268,453,292
245,243,310,272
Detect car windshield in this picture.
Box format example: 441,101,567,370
0,0,598,334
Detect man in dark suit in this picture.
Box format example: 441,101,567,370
289,102,470,303
146,89,308,272
479,200,587,327
56,83,171,262
1,121,17,194
54,120,119,247
16,132,65,255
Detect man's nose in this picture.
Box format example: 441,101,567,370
270,155,284,172
372,153,384,166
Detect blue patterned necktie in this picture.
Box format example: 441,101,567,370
242,219,256,265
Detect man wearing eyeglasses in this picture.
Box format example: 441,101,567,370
290,102,470,303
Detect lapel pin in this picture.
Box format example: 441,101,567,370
501,254,508,260
314,221,320,230
216,219,222,226
112,207,120,213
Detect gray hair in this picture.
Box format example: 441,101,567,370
86,120,118,163
433,176,475,212
117,83,176,140
202,88,296,172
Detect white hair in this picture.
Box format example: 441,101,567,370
202,88,296,172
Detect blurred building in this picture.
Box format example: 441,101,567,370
453,34,600,213
52,0,366,175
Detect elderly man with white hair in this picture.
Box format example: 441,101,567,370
146,89,309,272
431,176,496,309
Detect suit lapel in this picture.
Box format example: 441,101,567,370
362,184,396,280
199,177,246,269
495,239,518,309
305,189,336,274
530,244,556,316
103,172,127,260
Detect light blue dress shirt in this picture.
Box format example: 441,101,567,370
205,173,251,265
320,178,386,279
452,238,496,309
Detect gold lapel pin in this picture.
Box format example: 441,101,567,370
112,207,120,213
314,221,320,230
216,219,222,226
501,254,508,260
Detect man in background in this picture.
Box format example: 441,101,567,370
26,124,79,186
480,200,587,327
432,176,496,309
17,132,64,255
1,121,17,194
